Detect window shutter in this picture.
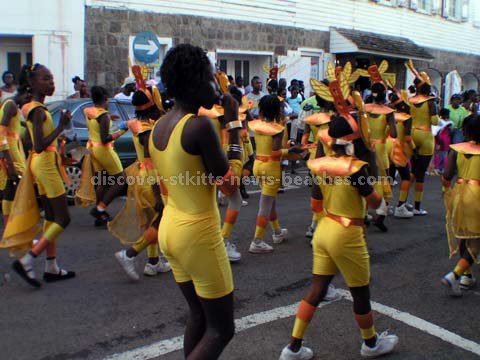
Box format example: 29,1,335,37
410,0,418,9
461,0,469,21
397,0,407,6
442,0,451,17
431,0,441,14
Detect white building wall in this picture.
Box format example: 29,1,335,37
87,0,480,56
0,0,85,100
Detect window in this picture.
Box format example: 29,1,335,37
243,61,250,85
219,59,227,73
26,52,32,66
72,104,92,129
7,52,21,81
119,102,136,120
443,0,467,20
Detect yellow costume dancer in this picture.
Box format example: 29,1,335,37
387,89,415,218
405,60,439,215
249,95,303,254
279,80,398,359
441,116,480,296
78,86,128,226
0,96,28,225
5,63,75,287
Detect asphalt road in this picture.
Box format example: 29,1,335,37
1,172,479,360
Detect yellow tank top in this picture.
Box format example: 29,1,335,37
249,120,284,157
0,99,26,173
129,119,155,163
22,101,57,150
368,113,387,141
452,143,480,180
149,113,218,215
410,101,431,129
85,107,110,143
310,156,367,219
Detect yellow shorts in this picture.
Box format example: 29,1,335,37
253,160,281,197
373,142,389,170
413,129,434,156
313,217,370,287
91,146,123,175
31,152,65,198
158,206,234,299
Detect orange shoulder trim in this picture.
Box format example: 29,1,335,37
408,95,435,105
394,112,411,122
84,107,108,119
248,119,284,136
307,156,367,177
128,119,141,135
304,112,332,125
450,142,480,155
21,101,46,120
365,104,395,115
198,105,224,118
317,128,334,147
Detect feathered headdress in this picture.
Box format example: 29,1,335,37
405,59,431,86
130,58,164,112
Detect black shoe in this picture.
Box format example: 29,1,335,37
95,218,108,227
90,207,112,222
373,216,388,232
43,270,76,283
12,260,42,288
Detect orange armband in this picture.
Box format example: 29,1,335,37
216,167,240,196
310,198,323,213
111,130,126,140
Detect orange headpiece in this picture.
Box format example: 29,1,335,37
131,64,164,112
215,71,230,94
405,59,431,87
367,65,386,88
263,64,287,80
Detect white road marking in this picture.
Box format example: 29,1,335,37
103,298,340,360
337,289,480,357
104,290,480,359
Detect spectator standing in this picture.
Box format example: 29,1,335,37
1,71,17,102
236,76,245,95
447,94,469,144
114,77,136,102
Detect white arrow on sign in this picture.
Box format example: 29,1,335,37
134,40,159,56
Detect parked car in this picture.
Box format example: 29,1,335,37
46,99,137,202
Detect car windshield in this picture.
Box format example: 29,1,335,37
47,101,66,127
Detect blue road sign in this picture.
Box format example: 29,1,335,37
133,32,161,64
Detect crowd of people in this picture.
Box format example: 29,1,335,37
0,44,479,360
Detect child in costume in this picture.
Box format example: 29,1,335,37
441,114,480,296
110,66,171,279
405,60,439,215
248,95,303,254
78,86,129,226
0,85,31,226
279,77,398,360
3,64,75,288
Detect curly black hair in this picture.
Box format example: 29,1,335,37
259,94,281,121
463,114,480,143
91,85,109,105
160,44,212,102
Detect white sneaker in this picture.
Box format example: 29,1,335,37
323,284,342,302
279,345,313,360
460,275,476,289
241,200,248,206
360,331,398,358
441,272,462,296
249,240,274,254
405,203,414,211
387,205,394,216
413,208,428,216
366,214,373,222
394,204,414,218
143,258,171,276
115,250,139,280
226,241,241,262
273,228,288,244
305,226,314,238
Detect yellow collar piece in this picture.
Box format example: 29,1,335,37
394,112,412,122
248,119,284,136
450,141,480,155
304,112,333,125
317,127,334,147
408,95,435,105
198,104,224,118
21,101,46,120
307,156,367,177
364,104,395,115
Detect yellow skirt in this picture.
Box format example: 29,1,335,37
0,155,42,257
75,154,97,207
444,183,480,263
108,162,158,245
